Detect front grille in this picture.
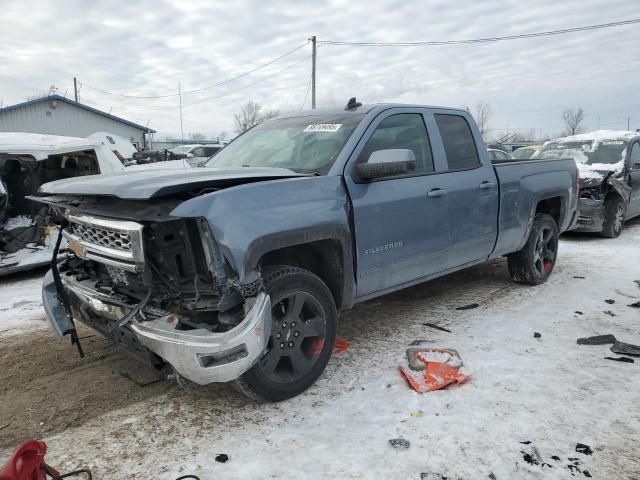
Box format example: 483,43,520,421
71,223,132,251
63,212,145,272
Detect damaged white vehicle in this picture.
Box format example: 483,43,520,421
534,130,640,237
0,133,124,275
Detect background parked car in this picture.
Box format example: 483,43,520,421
0,132,124,275
534,130,640,237
512,145,541,159
487,148,514,162
169,144,223,167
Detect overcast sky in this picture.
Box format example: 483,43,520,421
2,0,639,141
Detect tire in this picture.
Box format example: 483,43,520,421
507,213,559,286
600,195,625,238
235,266,337,402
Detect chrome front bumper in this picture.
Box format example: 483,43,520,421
42,272,271,384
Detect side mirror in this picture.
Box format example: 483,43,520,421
355,149,416,181
633,162,640,171
185,153,194,158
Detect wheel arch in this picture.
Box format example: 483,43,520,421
515,194,567,252
245,226,355,311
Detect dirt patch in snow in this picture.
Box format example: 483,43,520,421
0,323,173,448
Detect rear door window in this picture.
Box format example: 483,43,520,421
435,114,481,170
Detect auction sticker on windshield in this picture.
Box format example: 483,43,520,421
304,124,342,132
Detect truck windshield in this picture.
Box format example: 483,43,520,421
536,140,627,165
204,114,364,174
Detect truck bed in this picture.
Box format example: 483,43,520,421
491,157,578,257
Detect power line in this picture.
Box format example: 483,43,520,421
80,42,308,99
318,18,640,46
143,54,311,111
300,75,312,111
183,55,311,108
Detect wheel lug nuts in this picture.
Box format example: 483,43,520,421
280,342,285,349
294,331,300,337
288,341,294,348
281,322,287,328
291,322,296,327
276,333,281,339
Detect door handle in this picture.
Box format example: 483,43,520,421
479,181,496,190
427,188,448,198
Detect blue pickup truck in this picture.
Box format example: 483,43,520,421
33,101,578,401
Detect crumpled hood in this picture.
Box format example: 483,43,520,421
36,167,306,200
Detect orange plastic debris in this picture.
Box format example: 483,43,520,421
310,338,352,356
400,349,470,393
334,338,352,354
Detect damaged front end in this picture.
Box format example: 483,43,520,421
39,197,270,384
573,173,630,232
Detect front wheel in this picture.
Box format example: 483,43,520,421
600,195,625,238
235,266,337,402
507,213,559,285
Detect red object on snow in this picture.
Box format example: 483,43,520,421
400,349,470,393
334,338,352,354
310,337,352,356
0,440,59,480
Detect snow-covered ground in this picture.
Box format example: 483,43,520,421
1,221,639,479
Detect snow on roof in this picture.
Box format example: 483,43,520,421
0,132,101,151
0,132,110,161
555,130,639,143
539,130,638,180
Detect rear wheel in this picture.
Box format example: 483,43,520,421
235,266,337,402
601,195,625,238
508,213,559,285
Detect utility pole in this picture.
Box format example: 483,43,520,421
311,35,316,109
178,82,184,143
73,77,78,102
627,117,631,130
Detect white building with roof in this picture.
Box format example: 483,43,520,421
0,95,155,149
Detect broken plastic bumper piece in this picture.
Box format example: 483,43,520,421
42,272,272,384
573,198,606,232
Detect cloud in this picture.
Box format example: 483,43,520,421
1,0,639,139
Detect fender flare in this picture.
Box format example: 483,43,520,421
517,192,568,251
243,225,355,310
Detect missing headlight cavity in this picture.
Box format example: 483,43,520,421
198,344,248,368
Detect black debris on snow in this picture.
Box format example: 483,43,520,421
389,438,410,449
604,356,635,363
577,334,616,345
423,323,452,333
576,443,593,456
456,303,479,310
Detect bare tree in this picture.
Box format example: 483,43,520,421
513,128,538,142
190,132,206,141
474,102,492,140
523,128,537,142
562,108,585,136
233,101,279,133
